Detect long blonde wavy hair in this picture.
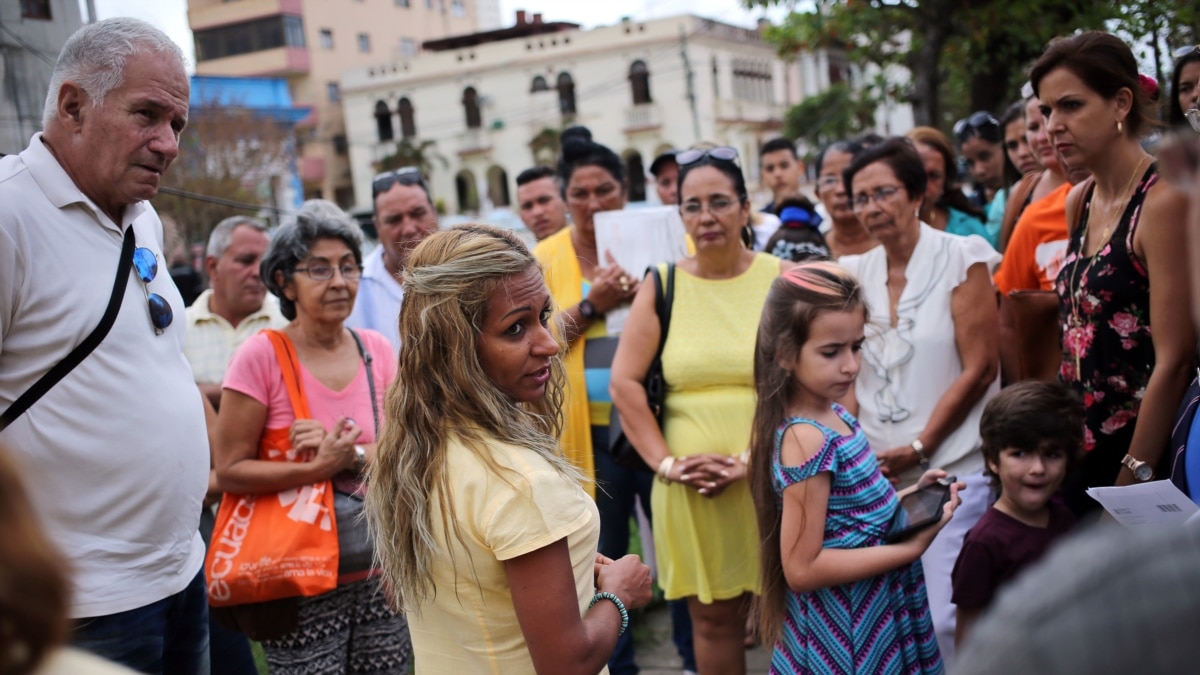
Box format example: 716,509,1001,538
364,224,578,610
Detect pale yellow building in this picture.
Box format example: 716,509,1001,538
188,0,500,207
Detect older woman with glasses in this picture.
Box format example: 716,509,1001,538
612,146,794,674
215,200,411,673
838,137,1000,669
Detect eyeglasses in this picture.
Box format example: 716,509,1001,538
680,195,740,218
1172,45,1199,59
294,262,363,282
676,146,739,166
851,185,905,212
132,247,173,334
372,167,427,199
953,111,1002,143
816,175,842,190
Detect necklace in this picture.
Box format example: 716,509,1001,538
1067,156,1149,374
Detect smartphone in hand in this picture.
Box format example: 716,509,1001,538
882,475,955,544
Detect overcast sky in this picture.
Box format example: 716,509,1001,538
86,0,789,71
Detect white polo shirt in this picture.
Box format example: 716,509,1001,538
184,289,287,385
346,244,404,351
0,134,208,618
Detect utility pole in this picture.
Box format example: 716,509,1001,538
679,26,701,143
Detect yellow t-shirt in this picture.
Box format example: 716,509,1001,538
407,433,602,674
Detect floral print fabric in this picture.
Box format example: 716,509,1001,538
1055,166,1157,452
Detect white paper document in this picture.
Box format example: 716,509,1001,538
593,207,689,335
1085,480,1199,528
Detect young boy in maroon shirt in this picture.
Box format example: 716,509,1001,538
952,381,1083,648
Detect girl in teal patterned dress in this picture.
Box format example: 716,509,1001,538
748,262,963,674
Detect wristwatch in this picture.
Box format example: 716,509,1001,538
1121,454,1154,482
911,439,930,469
578,299,599,320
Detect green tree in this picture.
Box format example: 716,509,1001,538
376,138,448,177
783,83,878,149
154,105,291,248
751,1,1188,131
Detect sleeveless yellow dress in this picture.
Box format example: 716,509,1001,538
652,253,778,602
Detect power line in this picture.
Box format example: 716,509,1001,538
0,22,58,67
157,185,293,215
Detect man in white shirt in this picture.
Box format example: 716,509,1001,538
184,216,285,408
346,167,439,349
0,18,210,673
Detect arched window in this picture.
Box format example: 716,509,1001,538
556,72,576,117
530,75,549,93
487,165,510,207
398,97,416,139
456,169,480,213
374,100,394,142
462,86,482,129
629,60,651,105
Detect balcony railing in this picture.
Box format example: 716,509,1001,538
624,104,660,131
457,128,491,155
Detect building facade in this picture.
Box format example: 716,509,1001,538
188,0,500,208
342,13,829,214
0,0,84,155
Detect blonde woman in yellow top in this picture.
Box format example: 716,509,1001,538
612,147,795,674
366,225,652,674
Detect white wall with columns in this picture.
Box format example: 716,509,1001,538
342,14,839,214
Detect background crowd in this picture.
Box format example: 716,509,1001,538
3,15,1200,675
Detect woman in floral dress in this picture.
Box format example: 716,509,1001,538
1031,32,1195,515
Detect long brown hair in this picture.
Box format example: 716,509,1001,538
365,224,578,610
0,445,69,675
748,261,867,646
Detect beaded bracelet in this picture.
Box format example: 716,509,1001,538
588,591,629,637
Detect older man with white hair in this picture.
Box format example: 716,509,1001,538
0,18,210,673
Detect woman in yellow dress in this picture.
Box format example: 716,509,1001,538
611,147,794,674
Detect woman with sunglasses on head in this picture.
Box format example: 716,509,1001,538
906,127,994,248
1031,32,1195,514
956,111,1016,247
214,200,412,673
611,146,795,674
1170,45,1200,131
839,137,1000,668
533,126,656,674
366,225,653,674
813,138,878,258
347,166,439,351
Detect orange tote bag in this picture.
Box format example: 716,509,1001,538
206,330,340,607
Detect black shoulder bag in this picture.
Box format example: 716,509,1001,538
332,328,378,575
607,263,676,472
0,228,134,432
